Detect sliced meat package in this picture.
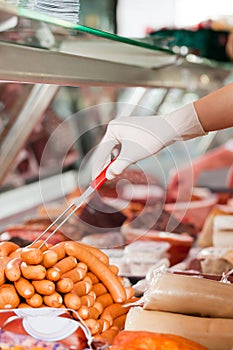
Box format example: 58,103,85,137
142,270,233,318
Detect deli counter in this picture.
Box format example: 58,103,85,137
0,2,233,350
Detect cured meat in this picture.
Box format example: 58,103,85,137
111,330,208,350
122,204,198,236
78,195,127,233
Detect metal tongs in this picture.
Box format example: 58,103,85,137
31,159,116,249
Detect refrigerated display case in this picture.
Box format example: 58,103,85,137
0,2,232,226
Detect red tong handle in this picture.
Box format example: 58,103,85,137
90,158,116,190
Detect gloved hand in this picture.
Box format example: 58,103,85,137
92,103,207,180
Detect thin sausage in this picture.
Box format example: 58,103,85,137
30,240,49,252
86,272,99,284
92,283,107,297
0,284,20,309
46,267,61,281
97,319,111,333
85,318,100,335
63,293,81,310
83,276,93,285
88,290,96,301
56,278,74,294
93,301,104,315
125,286,135,300
100,303,130,322
96,293,113,309
0,242,19,257
32,280,55,295
95,326,119,345
112,314,127,330
43,291,63,308
4,258,21,282
108,265,119,275
14,277,35,298
20,262,46,280
80,295,95,307
77,305,89,320
100,313,113,327
65,242,126,303
42,250,58,268
26,293,43,308
54,256,77,274
62,266,86,283
88,306,101,320
49,242,66,260
77,262,88,272
21,247,43,265
74,242,109,265
72,281,92,297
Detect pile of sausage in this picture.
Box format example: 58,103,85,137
0,240,136,344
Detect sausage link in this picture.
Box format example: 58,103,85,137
100,303,130,323
26,293,43,308
32,280,55,295
88,306,101,320
62,267,86,283
96,293,113,309
49,242,66,260
14,277,35,298
63,293,81,310
43,292,63,308
86,272,99,284
95,326,119,345
65,242,126,303
85,318,100,335
0,284,20,308
112,314,127,330
0,242,19,257
42,250,58,268
92,283,107,297
93,301,104,315
54,256,77,274
5,258,22,282
97,319,111,333
72,281,92,297
30,240,49,252
21,247,43,265
76,242,109,265
108,265,119,275
77,262,88,272
20,262,46,280
56,278,74,294
46,267,61,281
77,305,89,320
9,248,22,259
80,295,95,307
125,286,135,300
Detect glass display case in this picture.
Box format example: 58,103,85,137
0,1,232,223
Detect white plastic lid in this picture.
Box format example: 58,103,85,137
22,315,79,341
15,308,79,342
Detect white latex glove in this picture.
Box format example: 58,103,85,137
92,103,207,180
